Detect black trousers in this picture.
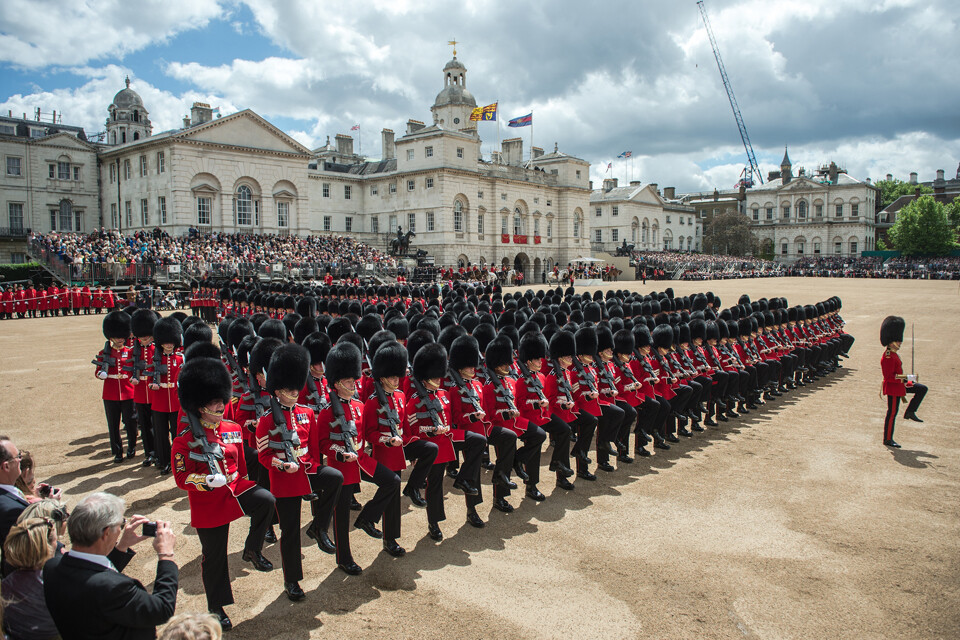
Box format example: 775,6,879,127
403,440,438,492
693,376,713,406
152,411,178,468
614,401,637,448
883,384,928,442
196,486,275,610
516,425,547,486
103,399,137,458
487,425,518,500
135,402,154,458
839,333,855,354
595,403,624,464
456,431,486,509
359,462,401,540
308,465,343,534
275,495,306,583
636,397,668,444
425,463,447,524
570,412,598,472
543,415,573,476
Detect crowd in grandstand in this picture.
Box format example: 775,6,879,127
631,251,782,281
788,256,960,279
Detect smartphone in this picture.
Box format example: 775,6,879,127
38,484,54,498
141,522,157,537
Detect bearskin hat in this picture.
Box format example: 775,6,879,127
184,341,222,362
677,323,692,345
716,320,729,340
102,310,131,340
652,324,673,351
549,330,576,360
324,341,361,385
584,302,603,323
484,336,515,370
383,316,408,340
613,329,635,355
368,330,397,359
177,356,232,415
183,323,212,350
688,318,706,343
293,317,319,344
263,343,309,394
153,316,183,347
326,317,353,345
413,342,447,381
356,314,383,342
225,318,252,350
438,324,467,353
449,335,481,371
632,324,651,349
302,332,332,366
596,325,615,353
574,326,598,356
257,318,287,342
880,315,905,347
406,329,436,364
472,323,497,353
249,337,283,377
518,332,547,363
130,309,158,338
738,318,752,337
296,296,317,318
750,317,760,333
373,341,408,379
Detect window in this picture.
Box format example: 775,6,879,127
235,186,252,225
782,204,790,219
546,200,551,206
109,163,115,183
547,220,552,238
125,201,132,227
457,147,464,158
815,204,823,217
157,152,165,174
124,160,131,180
8,203,23,231
852,203,859,217
277,201,289,228
344,185,351,200
73,166,80,181
576,170,581,179
408,213,416,232
595,207,601,217
534,198,539,204
345,216,353,232
322,183,330,198
197,197,211,225
834,241,842,254
58,162,70,180
478,190,483,199
425,146,433,158
158,196,167,224
426,211,435,231
388,214,397,231
6,157,21,176
501,216,508,234
666,215,671,223
501,193,506,201
371,217,379,233
0,124,15,135
612,228,619,242
404,149,414,161
425,177,434,189
766,206,773,220
110,203,117,228
814,242,821,254
752,207,759,221
612,206,619,217
679,217,685,225
453,200,463,232
796,242,804,255
30,128,45,138
48,164,54,178
781,242,788,255
389,182,397,194
835,204,843,218
594,229,602,242
407,180,415,191
477,214,484,235
323,215,332,231
534,219,540,236
9,252,26,264
513,208,523,235
139,155,147,177
797,201,807,219
850,240,858,254
370,184,378,195
140,199,148,226
573,215,580,238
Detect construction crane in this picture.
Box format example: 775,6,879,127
697,0,763,187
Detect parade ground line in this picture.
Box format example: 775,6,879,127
1,277,957,639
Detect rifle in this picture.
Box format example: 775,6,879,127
130,342,149,382
152,348,169,386
550,359,576,408
304,375,327,411
571,356,599,395
267,396,317,500
328,388,360,456
516,359,548,406
182,413,224,477
94,341,114,378
485,365,519,419
613,354,642,389
448,368,484,418
410,376,445,435
372,379,402,441
221,344,246,396
595,358,620,397
633,349,660,384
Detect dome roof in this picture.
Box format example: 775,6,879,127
443,56,466,72
434,85,476,108
111,77,144,110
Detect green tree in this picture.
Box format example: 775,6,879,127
874,178,933,208
945,196,960,231
703,210,758,256
887,196,958,256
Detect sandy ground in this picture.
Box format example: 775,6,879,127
1,277,958,639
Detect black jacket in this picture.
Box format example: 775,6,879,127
42,548,178,640
0,489,28,574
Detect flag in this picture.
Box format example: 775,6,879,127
606,162,612,172
507,113,532,128
351,124,360,131
470,102,498,122
617,150,632,158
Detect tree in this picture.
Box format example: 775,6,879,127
703,210,758,256
945,196,960,231
887,196,958,256
874,178,933,209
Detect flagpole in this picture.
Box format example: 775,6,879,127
497,99,501,163
529,110,533,163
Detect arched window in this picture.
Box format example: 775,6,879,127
513,207,524,235
797,201,807,219
133,132,140,141
453,200,464,233
534,218,540,236
236,185,252,225
641,221,648,243
477,212,484,235
573,213,581,238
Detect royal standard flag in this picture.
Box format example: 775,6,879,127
470,102,498,122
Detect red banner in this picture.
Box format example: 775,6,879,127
501,234,510,243
534,235,541,244
513,234,527,244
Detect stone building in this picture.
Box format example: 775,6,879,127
590,179,700,253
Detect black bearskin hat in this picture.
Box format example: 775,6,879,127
449,335,481,370
413,342,447,381
386,317,410,340
484,336,514,370
368,330,397,359
249,337,283,377
258,318,287,341
880,315,905,347
356,314,383,342
518,332,547,362
717,320,729,340
473,323,497,353
102,310,131,340
296,296,317,318
153,316,183,347
406,329,435,364
438,324,467,353
633,325,652,349
130,309,158,338
613,329,635,355
302,332,332,366
652,324,673,351
677,323,692,345
372,341,408,379
324,341,362,384
327,317,354,344
228,318,254,350
596,325,615,353
689,318,706,342
584,302,603,323
177,356,232,415
293,317,319,344
184,341,222,362
574,326,598,356
183,323,212,350
549,330,576,359
738,318,752,337
266,343,310,393
705,321,720,342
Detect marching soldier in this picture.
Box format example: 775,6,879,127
480,337,521,512
92,311,137,463
880,316,927,448
147,317,184,475
128,309,158,467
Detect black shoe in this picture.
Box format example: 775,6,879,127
576,470,597,481
481,460,496,471
113,454,124,464
665,434,680,443
493,471,517,490
210,607,232,631
726,410,739,418
446,463,460,479
904,412,923,423
572,448,590,463
513,461,530,482
677,428,693,438
302,492,319,502
691,424,705,432
704,417,718,427
549,461,575,478
492,497,514,513
403,486,427,507
654,440,671,450
428,522,444,541
126,448,136,460
617,452,634,464
338,561,363,575
241,549,273,572
264,527,277,545
737,403,750,414
884,439,902,448
635,446,652,457
354,516,382,539
597,461,615,472
525,486,546,501
305,525,336,553
383,539,406,557
453,478,479,496
717,414,729,423
141,456,154,468
556,477,575,490
466,510,486,527
350,496,362,511
285,581,306,601
159,464,171,475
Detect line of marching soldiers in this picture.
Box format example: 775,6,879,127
90,286,853,629
0,283,119,318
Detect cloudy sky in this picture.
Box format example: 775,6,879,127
1,0,957,193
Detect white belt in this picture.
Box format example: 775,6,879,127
107,374,128,380
156,382,176,389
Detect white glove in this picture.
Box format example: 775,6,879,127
97,371,108,380
205,474,227,488
906,374,918,383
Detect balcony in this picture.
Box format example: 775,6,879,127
0,227,29,239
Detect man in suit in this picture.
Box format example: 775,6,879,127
43,492,179,639
0,436,28,574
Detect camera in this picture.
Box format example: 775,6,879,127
141,521,157,537
38,484,56,499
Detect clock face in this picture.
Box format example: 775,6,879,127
453,117,460,124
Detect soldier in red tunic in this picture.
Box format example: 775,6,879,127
147,317,184,475
880,316,927,448
25,284,37,318
80,285,92,315
514,332,563,501
128,309,158,467
92,311,137,463
172,357,276,630
480,337,521,513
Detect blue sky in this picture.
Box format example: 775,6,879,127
2,0,958,193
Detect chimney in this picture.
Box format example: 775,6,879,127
335,134,354,157
629,181,641,187
886,173,893,181
935,169,945,181
182,116,191,128
406,119,425,134
828,162,839,184
865,177,871,185
532,146,544,159
589,180,593,190
649,183,658,195
190,102,213,126
909,172,918,184
502,137,523,166
664,186,676,199
381,129,395,160
713,188,719,201
602,178,617,192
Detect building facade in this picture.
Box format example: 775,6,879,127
589,179,700,254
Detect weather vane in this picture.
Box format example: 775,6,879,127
448,39,458,57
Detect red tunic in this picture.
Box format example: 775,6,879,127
404,387,455,464
515,371,550,426
255,404,316,498
445,377,489,436
146,350,184,413
595,360,619,405
544,366,577,422
881,351,906,397
26,288,37,311
80,286,91,309
171,418,257,528
482,375,525,437
571,361,602,416
361,391,407,472
128,342,154,405
318,398,374,485
92,345,134,401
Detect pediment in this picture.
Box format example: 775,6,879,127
630,185,663,205
273,189,297,199
191,182,220,194
175,110,311,155
34,132,97,152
